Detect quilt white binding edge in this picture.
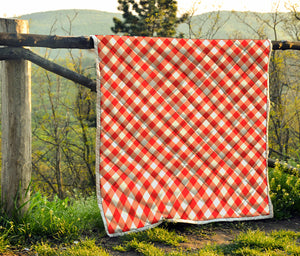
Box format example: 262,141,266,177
93,36,274,237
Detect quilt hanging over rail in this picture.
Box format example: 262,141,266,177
93,35,273,237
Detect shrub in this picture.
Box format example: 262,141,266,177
269,161,300,219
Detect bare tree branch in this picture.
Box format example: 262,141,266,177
291,5,300,20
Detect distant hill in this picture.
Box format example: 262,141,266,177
21,9,292,40
21,9,122,36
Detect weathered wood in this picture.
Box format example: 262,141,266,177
0,32,300,51
0,47,96,92
0,19,31,217
0,32,94,49
272,40,300,51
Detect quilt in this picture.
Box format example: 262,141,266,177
93,35,273,237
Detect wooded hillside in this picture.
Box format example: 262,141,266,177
21,9,291,39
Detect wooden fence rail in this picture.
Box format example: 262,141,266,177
0,32,94,48
0,47,96,91
1,32,300,50
0,33,299,94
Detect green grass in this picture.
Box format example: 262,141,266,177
114,227,187,254
0,191,104,245
115,239,166,256
0,235,9,254
230,229,300,256
121,226,187,246
34,239,110,256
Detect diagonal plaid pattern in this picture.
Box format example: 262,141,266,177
93,35,273,237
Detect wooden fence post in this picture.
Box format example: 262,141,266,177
0,18,31,217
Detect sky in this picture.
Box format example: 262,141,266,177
1,0,299,18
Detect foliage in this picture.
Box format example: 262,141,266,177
112,0,187,37
31,56,96,197
269,161,300,219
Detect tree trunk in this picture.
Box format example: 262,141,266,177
0,18,31,217
55,143,64,199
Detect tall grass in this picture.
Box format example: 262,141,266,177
0,192,105,245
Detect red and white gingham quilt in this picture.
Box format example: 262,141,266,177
93,35,273,237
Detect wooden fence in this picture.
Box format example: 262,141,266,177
0,18,299,216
